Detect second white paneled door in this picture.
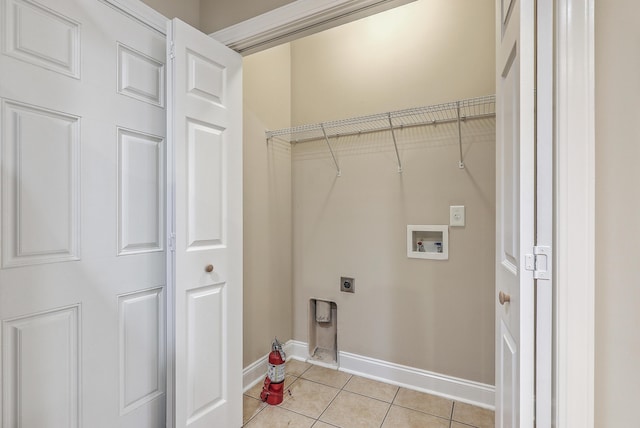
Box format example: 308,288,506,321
0,0,167,426
495,0,536,426
168,18,243,428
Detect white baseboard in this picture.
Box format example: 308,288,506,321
242,352,268,392
244,339,494,410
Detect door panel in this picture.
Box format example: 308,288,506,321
117,128,165,255
495,0,535,426
1,100,81,267
186,120,225,248
499,319,517,428
117,42,166,107
118,287,165,412
0,0,166,426
168,18,242,428
3,0,81,79
186,284,225,418
3,305,80,428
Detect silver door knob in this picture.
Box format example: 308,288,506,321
499,291,511,305
205,264,214,273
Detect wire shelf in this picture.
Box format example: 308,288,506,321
265,95,496,143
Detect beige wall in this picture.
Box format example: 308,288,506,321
289,0,496,384
595,0,640,425
242,44,294,366
290,0,495,125
139,0,201,30
292,124,495,383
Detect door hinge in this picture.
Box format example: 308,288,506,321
169,41,175,60
525,246,551,280
169,233,176,252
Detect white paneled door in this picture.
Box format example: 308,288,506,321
495,0,536,427
167,19,243,428
0,0,167,426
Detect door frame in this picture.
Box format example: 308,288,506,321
102,0,596,426
554,0,595,426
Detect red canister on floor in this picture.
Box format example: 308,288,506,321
260,338,286,405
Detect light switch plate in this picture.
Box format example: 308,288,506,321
450,205,465,227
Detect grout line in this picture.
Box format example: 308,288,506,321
390,403,454,422
242,394,267,426
316,393,339,423
390,387,401,404
315,374,350,423
340,389,396,405
269,402,321,423
379,386,402,428
379,403,393,427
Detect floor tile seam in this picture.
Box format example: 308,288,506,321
334,374,395,405
450,405,486,427
275,402,322,422
452,415,481,425
285,375,301,390
291,366,313,378
316,371,351,426
316,385,346,425
243,397,267,426
379,398,395,428
298,376,348,391
389,403,453,422
377,387,401,428
279,378,340,419
331,380,392,428
314,420,340,428
318,390,392,427
340,388,396,405
242,394,267,407
451,421,478,428
339,374,353,391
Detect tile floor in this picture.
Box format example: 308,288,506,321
243,360,494,428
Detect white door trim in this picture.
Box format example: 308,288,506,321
96,0,597,425
536,0,554,426
209,0,416,55
555,0,595,427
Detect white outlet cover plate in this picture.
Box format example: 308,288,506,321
450,205,465,227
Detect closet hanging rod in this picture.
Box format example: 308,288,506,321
265,94,495,144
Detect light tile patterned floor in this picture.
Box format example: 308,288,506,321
243,360,494,428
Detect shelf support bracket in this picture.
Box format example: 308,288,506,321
321,124,341,176
457,101,465,169
388,113,402,173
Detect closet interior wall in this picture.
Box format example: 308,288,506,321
243,44,294,366
291,111,495,383
289,0,495,384
245,0,495,384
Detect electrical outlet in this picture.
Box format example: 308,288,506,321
340,277,355,293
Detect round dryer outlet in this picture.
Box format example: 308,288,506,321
340,277,355,293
